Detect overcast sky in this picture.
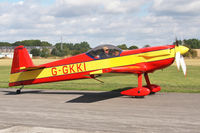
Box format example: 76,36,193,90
0,0,200,47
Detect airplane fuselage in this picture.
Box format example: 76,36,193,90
9,45,176,87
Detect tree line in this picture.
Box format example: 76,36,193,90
0,40,52,47
26,41,91,57
0,39,199,57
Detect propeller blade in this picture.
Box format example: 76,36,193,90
175,52,181,70
180,55,187,76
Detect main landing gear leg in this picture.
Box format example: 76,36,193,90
121,73,150,98
16,85,24,94
144,73,161,94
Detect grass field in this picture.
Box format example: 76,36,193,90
0,58,200,93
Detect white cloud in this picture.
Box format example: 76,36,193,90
152,0,200,16
0,0,200,47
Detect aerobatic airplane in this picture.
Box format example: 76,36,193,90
9,42,189,97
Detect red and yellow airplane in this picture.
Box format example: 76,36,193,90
9,43,189,97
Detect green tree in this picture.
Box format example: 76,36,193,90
62,47,70,55
117,44,128,50
173,39,200,49
12,40,52,46
12,41,21,46
129,45,138,50
0,42,12,46
72,41,91,55
41,41,52,46
71,50,81,56
143,44,151,48
55,43,62,50
64,43,74,50
183,39,200,49
13,40,41,46
51,48,60,56
173,40,182,45
30,48,41,56
51,47,70,57
40,48,50,58
74,42,91,51
54,43,71,56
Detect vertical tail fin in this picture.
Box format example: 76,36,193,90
11,45,34,73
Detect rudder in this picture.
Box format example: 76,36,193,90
11,45,34,73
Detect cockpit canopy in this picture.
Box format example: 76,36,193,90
86,44,122,59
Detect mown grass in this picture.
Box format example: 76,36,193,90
0,59,200,93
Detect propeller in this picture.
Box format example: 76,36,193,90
180,55,186,76
175,38,179,46
175,52,181,70
174,39,189,76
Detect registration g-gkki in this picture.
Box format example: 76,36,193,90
9,42,189,97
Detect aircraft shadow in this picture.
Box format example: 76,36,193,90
1,87,132,103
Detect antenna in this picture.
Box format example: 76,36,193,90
61,36,63,50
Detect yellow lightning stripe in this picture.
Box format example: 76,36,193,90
9,62,86,83
9,48,175,83
85,48,174,71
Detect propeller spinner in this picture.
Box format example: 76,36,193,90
174,43,189,76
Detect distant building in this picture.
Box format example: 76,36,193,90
0,46,54,58
0,52,14,58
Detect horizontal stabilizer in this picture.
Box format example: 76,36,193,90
20,66,46,71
